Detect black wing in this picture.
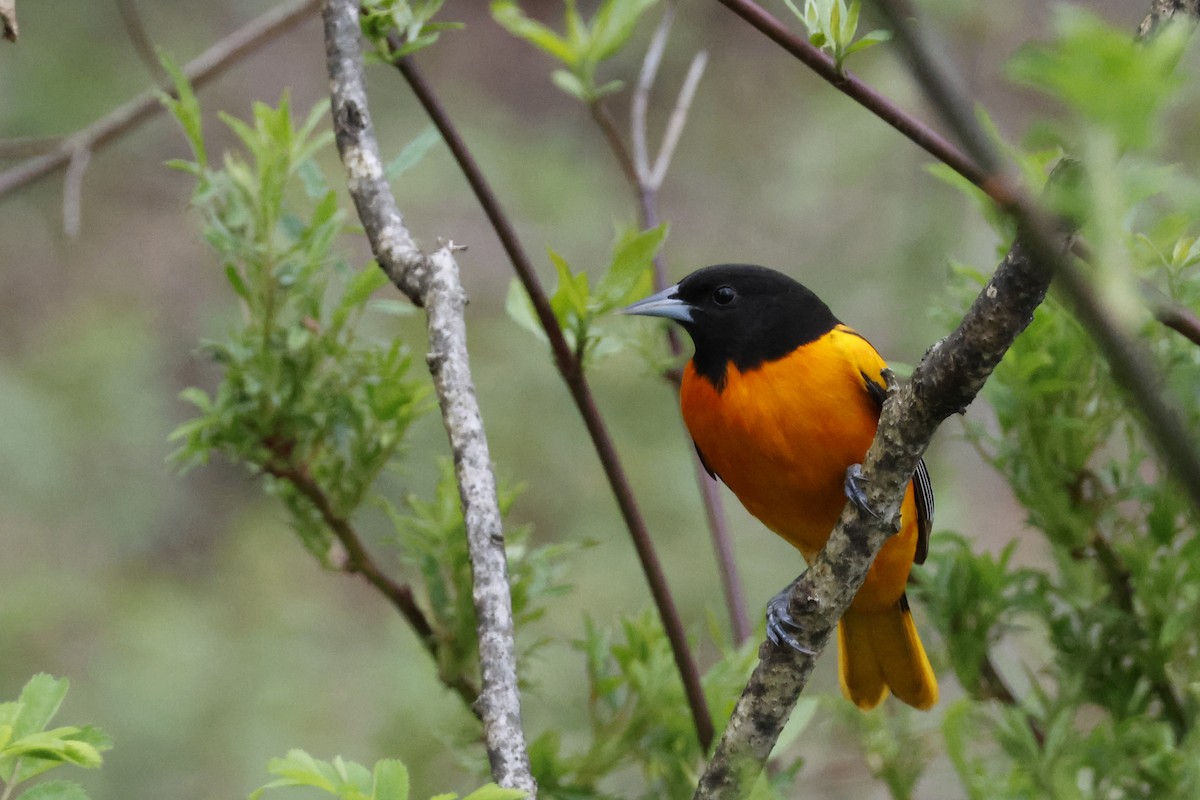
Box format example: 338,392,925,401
694,442,718,481
912,457,933,565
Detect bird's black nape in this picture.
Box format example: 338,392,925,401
670,264,840,390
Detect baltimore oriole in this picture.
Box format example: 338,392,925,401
625,263,937,710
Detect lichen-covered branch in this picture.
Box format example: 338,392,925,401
322,0,534,793
694,236,1058,800
870,0,1200,511
1139,0,1200,38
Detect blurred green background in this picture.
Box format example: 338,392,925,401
0,1,1169,798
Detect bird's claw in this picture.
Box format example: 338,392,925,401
766,585,816,655
844,463,880,518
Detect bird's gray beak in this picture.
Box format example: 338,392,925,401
621,284,694,323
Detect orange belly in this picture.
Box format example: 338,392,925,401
679,334,919,610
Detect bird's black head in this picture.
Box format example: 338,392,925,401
624,264,839,389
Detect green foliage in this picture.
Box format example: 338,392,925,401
360,0,464,60
382,462,576,690
506,224,665,365
1007,7,1189,152
525,611,800,800
0,675,111,800
163,71,584,797
491,0,660,102
250,750,525,800
386,126,443,181
832,701,927,800
162,73,427,564
781,0,890,74
914,9,1200,797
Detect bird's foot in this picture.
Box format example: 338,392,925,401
844,463,880,518
766,583,816,654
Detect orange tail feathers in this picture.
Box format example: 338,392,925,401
837,597,938,710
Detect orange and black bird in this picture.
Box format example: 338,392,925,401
625,264,937,710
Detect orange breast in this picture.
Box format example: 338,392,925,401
680,328,919,609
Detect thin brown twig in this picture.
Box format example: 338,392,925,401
262,459,480,710
389,49,716,753
1143,283,1200,347
0,137,63,159
589,100,641,189
621,8,750,645
1,0,16,42
714,0,986,189
0,0,320,201
116,0,170,85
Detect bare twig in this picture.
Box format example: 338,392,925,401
62,147,90,238
0,0,320,201
261,459,480,710
0,137,64,159
589,100,641,189
389,49,716,753
116,0,170,85
1143,282,1200,347
714,0,985,189
649,50,707,190
1,0,16,42
323,2,534,792
694,235,1059,799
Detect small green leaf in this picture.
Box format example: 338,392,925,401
366,299,416,318
589,0,659,63
595,223,666,310
371,759,409,800
225,264,252,301
339,265,390,314
548,249,589,322
13,675,68,740
385,126,442,180
505,279,548,341
490,1,576,65
158,51,206,167
459,786,527,800
843,29,890,56
15,780,90,800
550,69,591,101
255,749,339,796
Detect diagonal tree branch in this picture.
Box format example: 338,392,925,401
388,49,716,752
696,4,1200,795
0,0,320,202
694,234,1060,799
323,1,534,793
870,0,1200,512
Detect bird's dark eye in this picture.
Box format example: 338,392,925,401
713,285,736,306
